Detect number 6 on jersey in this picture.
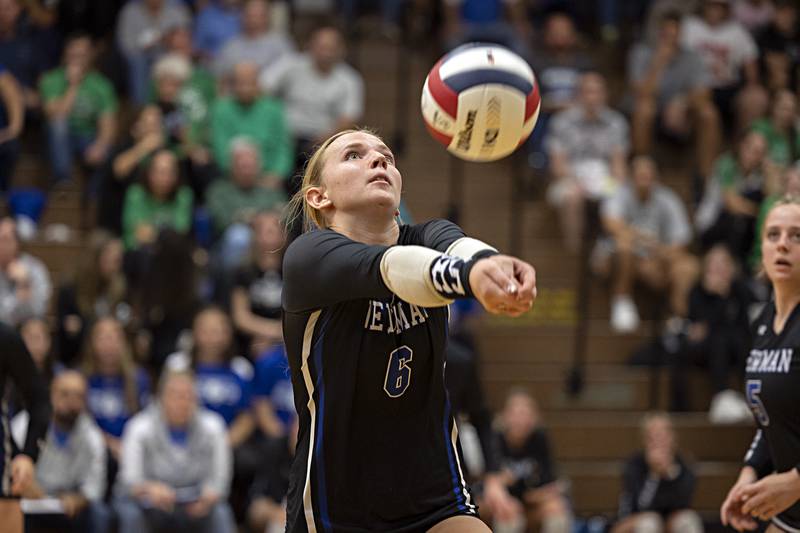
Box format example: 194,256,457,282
384,346,413,397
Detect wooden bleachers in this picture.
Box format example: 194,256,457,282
354,34,752,519
10,30,751,522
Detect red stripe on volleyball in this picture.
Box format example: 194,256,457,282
424,122,453,148
525,79,540,121
427,60,459,119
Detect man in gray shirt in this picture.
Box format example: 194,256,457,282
213,0,294,83
12,370,111,533
260,25,363,195
595,155,699,333
628,9,720,178
114,370,234,533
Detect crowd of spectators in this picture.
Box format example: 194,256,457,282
0,1,366,531
1,0,795,531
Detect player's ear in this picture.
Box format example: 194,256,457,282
306,186,332,210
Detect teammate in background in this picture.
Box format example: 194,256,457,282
492,389,572,533
282,129,537,532
0,323,50,530
721,196,800,531
613,412,701,533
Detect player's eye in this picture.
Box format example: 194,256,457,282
345,151,360,160
766,228,780,241
383,152,395,164
791,229,800,243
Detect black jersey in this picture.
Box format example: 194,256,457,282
0,323,50,497
282,220,478,532
744,301,800,530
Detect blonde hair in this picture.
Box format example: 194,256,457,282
759,194,800,279
285,128,382,232
766,194,800,220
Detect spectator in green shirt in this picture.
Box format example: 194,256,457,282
699,130,777,266
39,33,117,185
122,149,193,251
749,89,800,166
210,62,292,186
207,137,286,272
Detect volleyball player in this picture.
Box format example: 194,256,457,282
721,197,800,532
0,322,50,530
282,129,537,532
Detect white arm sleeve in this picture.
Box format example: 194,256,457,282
380,246,456,308
445,237,497,260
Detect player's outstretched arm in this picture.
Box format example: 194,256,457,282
469,255,536,317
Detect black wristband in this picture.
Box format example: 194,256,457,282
430,254,474,299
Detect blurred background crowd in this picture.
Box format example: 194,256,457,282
0,0,796,531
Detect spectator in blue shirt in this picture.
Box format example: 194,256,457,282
193,0,242,61
81,317,150,454
252,343,294,439
165,306,254,446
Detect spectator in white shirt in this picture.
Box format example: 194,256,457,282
545,72,630,254
680,0,768,133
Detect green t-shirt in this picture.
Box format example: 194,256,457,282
39,68,118,137
122,183,194,250
750,118,800,166
210,96,293,177
714,152,765,197
206,179,286,233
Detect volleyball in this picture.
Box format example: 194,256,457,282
421,43,540,162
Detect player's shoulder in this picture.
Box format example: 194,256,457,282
398,218,463,245
284,229,342,265
285,228,343,252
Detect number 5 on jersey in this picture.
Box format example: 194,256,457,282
746,379,770,426
384,346,413,398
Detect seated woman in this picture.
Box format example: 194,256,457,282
122,148,193,253
669,244,752,412
492,389,572,533
57,231,129,366
164,305,254,448
99,105,166,235
80,317,150,496
698,130,777,266
613,412,701,533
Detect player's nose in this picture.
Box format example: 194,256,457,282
370,152,388,169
